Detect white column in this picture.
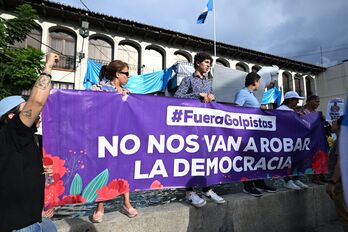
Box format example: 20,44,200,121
291,72,296,91
140,42,147,74
302,75,307,98
75,33,89,90
164,47,171,68
313,75,318,95
40,22,50,55
113,37,121,60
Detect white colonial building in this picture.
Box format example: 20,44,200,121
1,0,326,102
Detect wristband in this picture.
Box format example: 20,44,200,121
40,72,52,79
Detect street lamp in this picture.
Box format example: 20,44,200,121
79,20,89,38
78,20,89,62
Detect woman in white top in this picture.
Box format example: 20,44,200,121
277,91,309,190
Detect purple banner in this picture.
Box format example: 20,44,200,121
42,90,328,207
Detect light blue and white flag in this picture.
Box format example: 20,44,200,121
197,0,213,24
340,100,348,203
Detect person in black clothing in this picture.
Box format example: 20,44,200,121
0,53,59,232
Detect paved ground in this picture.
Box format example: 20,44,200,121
313,220,343,232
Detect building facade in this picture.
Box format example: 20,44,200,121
316,60,348,117
1,0,326,102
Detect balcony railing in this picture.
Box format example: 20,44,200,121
89,58,110,66
55,55,76,70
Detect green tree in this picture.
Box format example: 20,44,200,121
0,4,44,98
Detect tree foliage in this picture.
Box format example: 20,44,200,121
0,4,44,98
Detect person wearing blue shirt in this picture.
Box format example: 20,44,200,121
234,72,276,197
175,52,226,207
234,87,261,108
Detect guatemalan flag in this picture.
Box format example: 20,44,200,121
197,0,213,24
340,101,348,203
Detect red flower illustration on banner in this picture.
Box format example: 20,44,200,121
150,180,163,189
44,180,65,208
43,157,53,166
58,195,86,205
287,168,292,175
43,149,67,178
240,177,249,182
312,150,328,174
96,179,130,201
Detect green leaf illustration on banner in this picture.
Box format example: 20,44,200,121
292,169,298,176
305,168,313,175
82,169,109,202
70,173,83,195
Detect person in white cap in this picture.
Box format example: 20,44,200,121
0,53,59,232
277,91,309,190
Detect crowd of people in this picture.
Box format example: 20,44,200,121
0,51,346,231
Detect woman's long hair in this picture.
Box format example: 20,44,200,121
98,60,129,82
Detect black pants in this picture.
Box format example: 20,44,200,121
243,179,266,188
284,176,299,182
186,187,211,192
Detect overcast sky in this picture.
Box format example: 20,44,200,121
52,0,348,67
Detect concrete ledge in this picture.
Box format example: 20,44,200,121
55,185,338,232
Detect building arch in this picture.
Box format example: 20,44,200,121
235,62,249,72
14,23,42,50
89,33,114,46
252,65,262,73
49,27,77,70
145,44,166,71
88,35,114,65
118,39,142,75
282,71,292,93
305,75,315,97
49,25,77,37
216,58,230,67
294,74,303,96
174,50,192,63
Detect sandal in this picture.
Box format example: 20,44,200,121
91,211,104,223
121,205,138,218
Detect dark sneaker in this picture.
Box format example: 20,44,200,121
255,182,276,193
243,186,262,197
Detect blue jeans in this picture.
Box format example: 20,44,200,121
13,218,57,232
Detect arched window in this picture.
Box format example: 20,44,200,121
306,76,313,97
174,50,191,63
216,58,230,67
236,62,249,72
49,29,76,70
174,54,189,63
143,49,162,73
282,72,292,93
252,65,261,73
144,45,165,73
14,26,42,50
294,75,302,96
88,37,113,65
118,41,140,75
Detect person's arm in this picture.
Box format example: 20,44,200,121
174,77,200,99
207,83,215,102
19,53,59,128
